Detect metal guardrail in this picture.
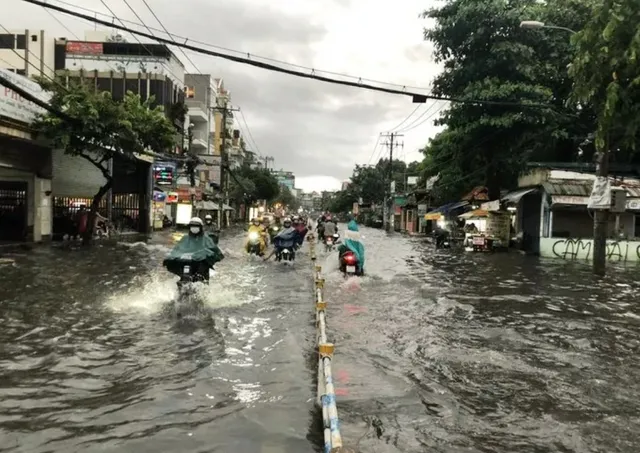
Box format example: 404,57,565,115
309,239,353,453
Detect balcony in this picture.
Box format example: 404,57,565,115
186,99,208,123
191,130,209,151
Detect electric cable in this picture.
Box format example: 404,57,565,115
24,0,556,109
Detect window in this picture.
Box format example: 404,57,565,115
6,68,15,73
16,34,26,50
0,34,14,49
31,34,38,42
16,69,26,76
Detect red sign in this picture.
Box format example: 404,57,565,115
177,187,202,202
66,41,103,55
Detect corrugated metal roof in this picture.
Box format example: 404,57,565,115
542,181,592,197
542,180,640,198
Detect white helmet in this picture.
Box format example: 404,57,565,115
204,214,213,220
188,217,204,226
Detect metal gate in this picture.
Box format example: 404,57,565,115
52,194,140,237
0,181,28,241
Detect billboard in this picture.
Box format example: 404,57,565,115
66,41,104,55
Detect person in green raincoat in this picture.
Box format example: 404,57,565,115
338,219,365,275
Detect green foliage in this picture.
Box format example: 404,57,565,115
274,186,300,210
229,164,280,203
569,0,640,153
420,0,597,201
31,78,177,243
33,78,176,166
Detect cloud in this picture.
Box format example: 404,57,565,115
6,0,444,190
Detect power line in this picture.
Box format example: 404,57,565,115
41,0,433,93
395,100,443,133
388,105,421,132
137,0,201,74
365,134,382,166
397,102,447,133
237,108,262,157
24,0,555,109
98,0,184,85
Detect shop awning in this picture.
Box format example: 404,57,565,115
424,200,469,221
195,201,234,211
459,209,489,219
501,187,537,204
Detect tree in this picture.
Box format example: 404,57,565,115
570,0,640,155
421,0,597,200
33,79,176,244
274,186,300,211
228,164,280,204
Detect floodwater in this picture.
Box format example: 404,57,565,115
1,228,639,453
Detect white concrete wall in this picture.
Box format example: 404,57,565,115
52,149,107,198
0,30,55,78
34,177,52,240
540,237,640,262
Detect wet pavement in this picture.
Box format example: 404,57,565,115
1,228,640,452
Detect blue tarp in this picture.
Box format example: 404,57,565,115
431,201,469,214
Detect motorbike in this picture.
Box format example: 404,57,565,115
246,231,263,256
339,250,362,277
324,233,340,252
435,238,451,249
275,246,295,262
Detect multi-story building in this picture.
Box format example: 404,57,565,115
273,170,295,191
0,29,54,77
50,31,186,234
341,180,351,191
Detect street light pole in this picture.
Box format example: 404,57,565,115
521,19,610,275
519,21,577,35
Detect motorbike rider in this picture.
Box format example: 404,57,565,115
264,218,299,261
338,219,365,275
246,217,267,255
292,217,308,249
323,216,338,242
433,225,450,248
203,214,220,245
316,215,326,242
163,217,224,282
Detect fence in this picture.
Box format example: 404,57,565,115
309,239,355,453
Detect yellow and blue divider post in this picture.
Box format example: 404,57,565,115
309,238,356,453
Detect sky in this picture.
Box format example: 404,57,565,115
5,0,446,192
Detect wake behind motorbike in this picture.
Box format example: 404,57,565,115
339,251,362,277
167,254,212,319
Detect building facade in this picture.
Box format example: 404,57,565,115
0,30,54,78
0,68,53,242
50,32,186,236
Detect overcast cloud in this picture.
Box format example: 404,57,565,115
6,0,445,191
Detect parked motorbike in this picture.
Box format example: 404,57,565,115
339,251,362,277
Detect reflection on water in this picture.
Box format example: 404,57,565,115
2,229,640,452
0,234,315,453
323,228,640,453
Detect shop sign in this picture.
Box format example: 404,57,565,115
0,68,50,124
153,162,175,185
166,192,178,203
66,41,103,55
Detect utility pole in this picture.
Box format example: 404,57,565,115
210,103,239,228
593,142,610,276
263,155,274,170
380,132,403,232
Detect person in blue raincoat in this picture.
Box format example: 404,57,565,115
263,218,300,261
338,220,365,274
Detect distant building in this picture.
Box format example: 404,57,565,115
0,30,54,78
273,170,295,191
341,180,351,191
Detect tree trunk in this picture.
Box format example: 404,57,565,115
82,179,113,246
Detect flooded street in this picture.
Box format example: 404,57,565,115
2,228,640,452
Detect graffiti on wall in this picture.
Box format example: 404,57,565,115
540,238,640,262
